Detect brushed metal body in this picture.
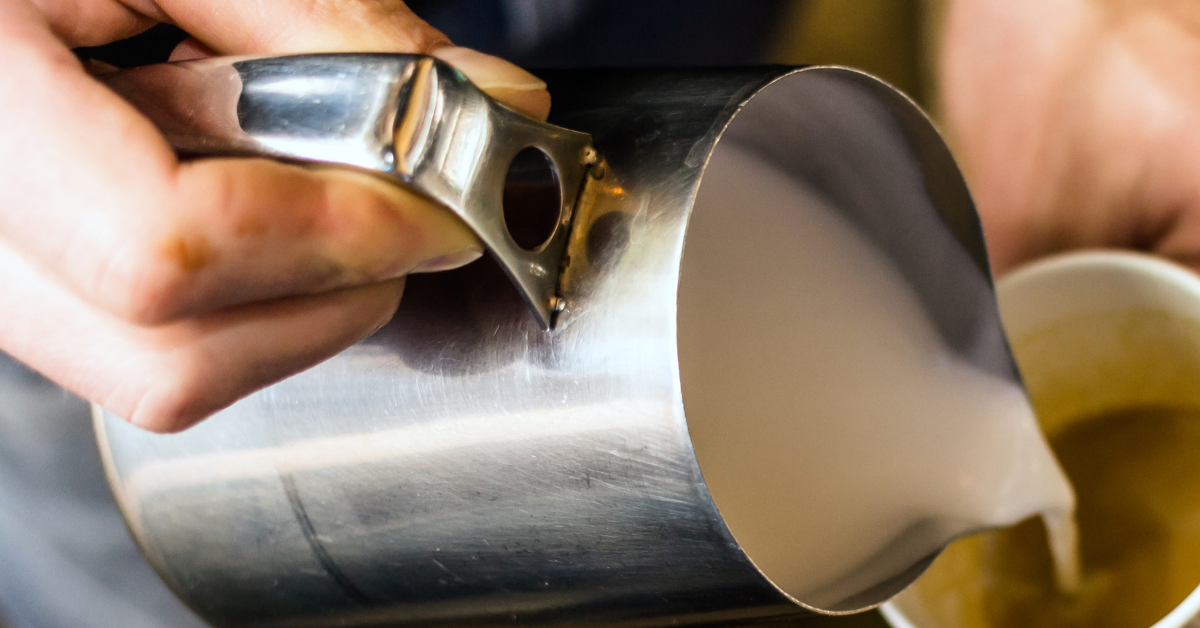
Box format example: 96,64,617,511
97,63,1015,626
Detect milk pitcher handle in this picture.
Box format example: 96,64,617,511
102,53,596,329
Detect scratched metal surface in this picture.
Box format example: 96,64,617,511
96,67,1006,627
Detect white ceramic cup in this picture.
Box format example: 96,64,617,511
881,250,1200,628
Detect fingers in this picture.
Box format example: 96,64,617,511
141,0,551,118
118,279,407,433
113,159,480,324
168,36,215,61
167,37,550,118
0,30,480,324
116,279,407,432
27,0,161,47
33,0,550,117
0,234,405,433
148,0,449,57
431,46,551,120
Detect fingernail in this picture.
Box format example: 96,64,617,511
410,246,484,273
312,167,482,278
84,59,120,75
430,47,551,120
430,47,546,91
168,38,218,62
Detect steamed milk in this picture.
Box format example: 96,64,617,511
945,406,1200,628
676,145,1080,608
895,308,1200,628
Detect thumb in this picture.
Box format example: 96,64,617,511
431,47,551,121
154,0,550,119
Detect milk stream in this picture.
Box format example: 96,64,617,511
678,145,1080,608
1043,510,1082,593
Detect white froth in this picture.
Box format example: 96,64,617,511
677,145,1077,608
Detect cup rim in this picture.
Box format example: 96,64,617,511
881,249,1200,628
1000,249,1200,303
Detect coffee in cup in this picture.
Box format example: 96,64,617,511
883,251,1200,628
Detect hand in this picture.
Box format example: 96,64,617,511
0,0,549,432
939,0,1200,273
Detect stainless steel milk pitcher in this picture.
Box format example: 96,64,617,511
97,56,1022,626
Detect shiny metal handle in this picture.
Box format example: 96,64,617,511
102,53,595,329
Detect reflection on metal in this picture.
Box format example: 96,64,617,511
103,54,593,329
97,64,1011,626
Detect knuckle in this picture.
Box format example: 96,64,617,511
127,353,215,434
406,23,450,52
98,232,209,325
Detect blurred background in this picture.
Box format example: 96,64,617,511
80,1,938,109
